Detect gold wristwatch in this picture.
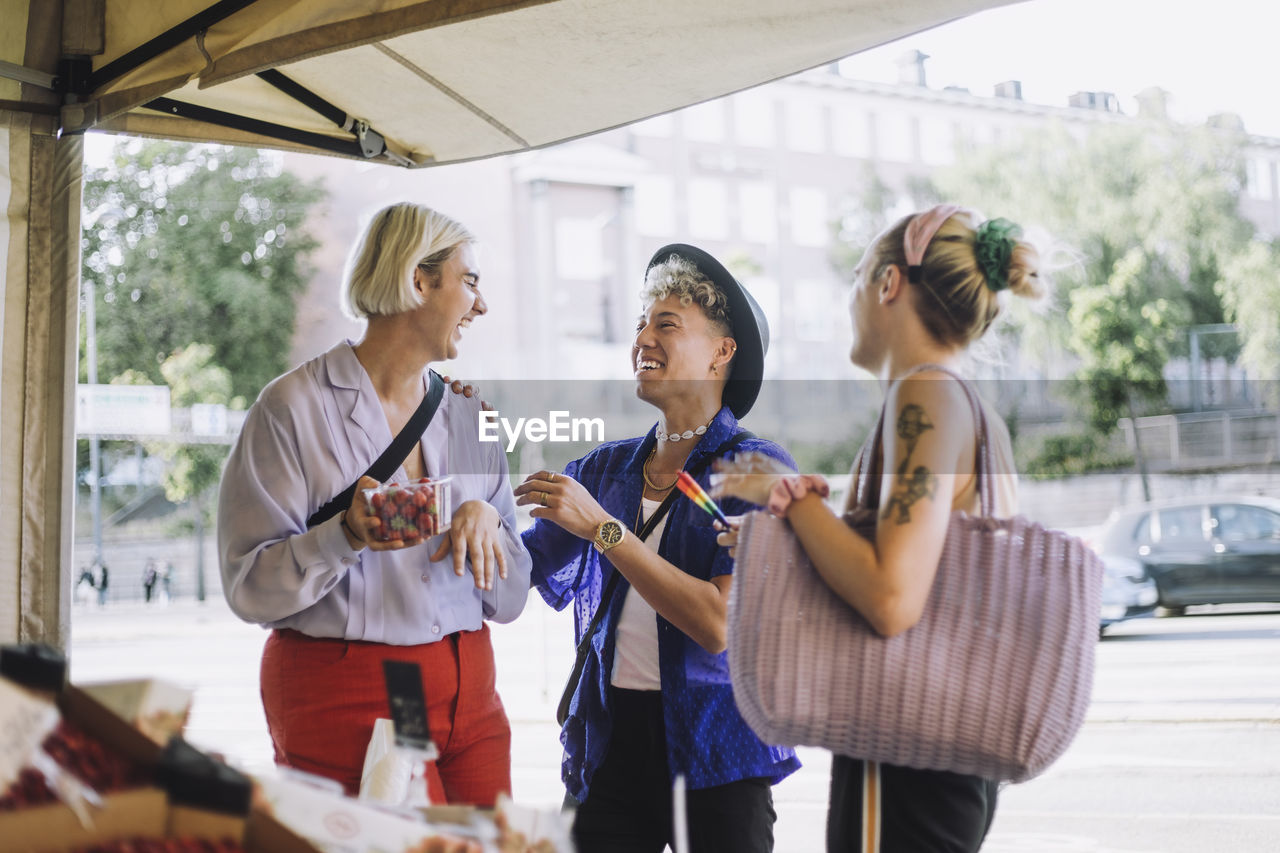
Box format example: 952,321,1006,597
592,518,625,553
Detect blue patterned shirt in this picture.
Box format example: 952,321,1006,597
522,406,801,801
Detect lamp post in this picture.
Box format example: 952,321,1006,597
80,203,124,588
85,278,103,567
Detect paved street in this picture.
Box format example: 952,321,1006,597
68,600,1280,852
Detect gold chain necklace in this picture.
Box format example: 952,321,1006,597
642,447,678,492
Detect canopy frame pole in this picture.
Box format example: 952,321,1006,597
68,0,261,95
254,69,396,160
256,70,350,130
141,96,375,159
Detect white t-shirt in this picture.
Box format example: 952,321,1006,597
610,497,667,691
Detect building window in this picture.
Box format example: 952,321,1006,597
635,177,675,236
794,279,838,341
785,98,826,154
1246,157,1275,200
683,100,727,143
554,218,604,280
733,91,776,148
919,116,955,165
877,111,914,162
832,108,871,158
789,187,828,247
689,178,730,240
739,182,777,244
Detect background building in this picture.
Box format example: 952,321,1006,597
283,52,1280,389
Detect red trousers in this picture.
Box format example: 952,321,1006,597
260,624,511,807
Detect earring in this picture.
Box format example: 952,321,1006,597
710,362,718,374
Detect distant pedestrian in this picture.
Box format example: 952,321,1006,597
160,561,173,604
143,559,159,603
94,559,110,606
75,566,96,605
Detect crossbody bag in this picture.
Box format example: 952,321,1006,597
306,370,446,528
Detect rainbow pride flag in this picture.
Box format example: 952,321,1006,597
675,471,731,527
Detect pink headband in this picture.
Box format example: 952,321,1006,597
903,203,963,282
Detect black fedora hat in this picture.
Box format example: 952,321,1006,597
645,243,769,419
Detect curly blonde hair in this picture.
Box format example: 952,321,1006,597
640,254,733,336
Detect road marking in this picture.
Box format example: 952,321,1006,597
1001,810,1280,822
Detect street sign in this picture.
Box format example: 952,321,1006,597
76,384,171,436
190,403,228,436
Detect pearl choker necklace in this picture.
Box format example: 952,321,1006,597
656,420,711,442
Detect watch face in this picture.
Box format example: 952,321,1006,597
599,521,624,547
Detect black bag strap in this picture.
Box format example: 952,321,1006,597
306,370,446,528
575,430,755,653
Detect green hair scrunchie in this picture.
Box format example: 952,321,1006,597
973,217,1023,293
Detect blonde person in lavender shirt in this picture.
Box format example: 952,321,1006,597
217,202,531,806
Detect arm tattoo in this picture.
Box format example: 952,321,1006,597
880,403,938,524
893,404,934,475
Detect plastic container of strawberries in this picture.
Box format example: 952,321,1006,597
362,477,452,541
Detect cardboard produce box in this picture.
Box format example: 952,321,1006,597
0,786,318,853
79,679,194,746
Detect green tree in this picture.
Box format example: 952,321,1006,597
135,344,237,601
927,119,1275,476
830,162,938,281
1218,240,1280,402
81,140,325,402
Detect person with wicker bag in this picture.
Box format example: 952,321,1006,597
514,245,801,853
713,205,1045,852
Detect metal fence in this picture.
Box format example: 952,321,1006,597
1121,410,1280,471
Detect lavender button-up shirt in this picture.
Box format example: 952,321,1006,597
218,341,531,644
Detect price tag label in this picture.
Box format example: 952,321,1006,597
381,660,433,752
0,679,60,790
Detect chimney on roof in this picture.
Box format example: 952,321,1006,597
1136,87,1170,120
1207,112,1246,132
896,50,929,87
1069,91,1121,113
994,80,1022,100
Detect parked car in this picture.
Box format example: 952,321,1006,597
1099,553,1159,634
1097,496,1280,614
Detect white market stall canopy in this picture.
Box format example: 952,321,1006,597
7,0,1015,166
1,0,1015,647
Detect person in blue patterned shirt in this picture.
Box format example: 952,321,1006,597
515,244,800,853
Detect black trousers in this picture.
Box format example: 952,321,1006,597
571,687,776,853
827,756,999,853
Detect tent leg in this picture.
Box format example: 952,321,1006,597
0,111,81,649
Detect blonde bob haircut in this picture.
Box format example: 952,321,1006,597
342,202,476,319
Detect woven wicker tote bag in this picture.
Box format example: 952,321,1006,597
727,369,1103,783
